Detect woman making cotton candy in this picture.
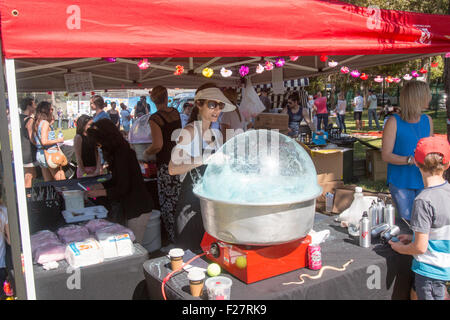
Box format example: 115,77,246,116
168,83,235,252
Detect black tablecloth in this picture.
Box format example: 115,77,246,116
34,244,149,300
143,214,413,300
33,174,112,190
27,176,108,234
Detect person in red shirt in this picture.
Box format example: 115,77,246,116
314,92,328,131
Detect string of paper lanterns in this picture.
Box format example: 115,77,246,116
100,56,439,82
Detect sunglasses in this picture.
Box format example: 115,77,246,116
207,100,225,110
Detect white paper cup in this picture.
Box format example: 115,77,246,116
168,248,184,271
187,269,206,297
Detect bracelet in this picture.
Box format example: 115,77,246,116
406,155,413,165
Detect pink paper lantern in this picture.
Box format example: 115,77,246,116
264,61,274,71
137,58,150,70
275,58,285,67
411,70,419,77
290,56,299,62
340,66,349,74
350,70,361,78
239,65,249,77
103,57,116,63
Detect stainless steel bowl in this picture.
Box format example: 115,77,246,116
194,189,321,246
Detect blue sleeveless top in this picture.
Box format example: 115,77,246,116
287,107,304,132
35,121,57,150
386,114,430,189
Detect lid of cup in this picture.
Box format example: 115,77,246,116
168,248,184,258
187,269,205,281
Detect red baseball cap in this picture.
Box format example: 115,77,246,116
414,136,450,165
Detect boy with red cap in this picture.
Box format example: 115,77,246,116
390,136,450,300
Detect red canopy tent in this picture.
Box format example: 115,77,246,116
2,0,450,58
0,0,449,300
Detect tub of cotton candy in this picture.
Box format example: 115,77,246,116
193,129,322,245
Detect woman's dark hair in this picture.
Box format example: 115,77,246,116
76,115,93,136
223,88,241,122
19,97,34,111
288,92,300,103
120,103,127,110
188,82,219,124
86,118,131,167
150,86,168,105
91,95,105,110
33,101,53,136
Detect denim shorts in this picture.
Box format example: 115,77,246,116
415,273,448,300
388,183,422,221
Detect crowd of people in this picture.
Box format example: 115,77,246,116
263,87,401,136
2,79,447,300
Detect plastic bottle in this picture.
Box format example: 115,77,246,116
345,187,367,236
57,130,64,147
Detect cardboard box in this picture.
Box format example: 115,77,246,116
366,149,387,181
331,185,391,214
254,113,289,130
299,143,344,183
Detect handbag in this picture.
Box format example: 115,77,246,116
37,132,68,169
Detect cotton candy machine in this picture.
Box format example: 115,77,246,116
193,130,322,283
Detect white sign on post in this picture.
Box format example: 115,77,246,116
64,72,94,93
271,68,285,95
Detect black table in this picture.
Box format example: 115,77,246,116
143,214,413,300
34,243,149,300
27,176,107,234
33,174,112,190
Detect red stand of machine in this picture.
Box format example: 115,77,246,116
201,232,311,284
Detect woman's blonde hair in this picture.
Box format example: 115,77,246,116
399,81,431,121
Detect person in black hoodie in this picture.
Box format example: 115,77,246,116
86,119,153,243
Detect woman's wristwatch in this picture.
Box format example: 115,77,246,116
406,155,413,165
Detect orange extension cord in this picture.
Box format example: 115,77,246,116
161,252,207,300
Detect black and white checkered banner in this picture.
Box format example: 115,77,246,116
237,77,310,109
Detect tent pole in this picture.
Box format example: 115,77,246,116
3,58,37,300
0,59,28,300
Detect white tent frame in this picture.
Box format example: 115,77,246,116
0,51,443,300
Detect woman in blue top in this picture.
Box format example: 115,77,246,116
382,81,434,221
120,103,131,132
32,101,65,181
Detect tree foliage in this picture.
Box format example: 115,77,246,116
342,0,449,14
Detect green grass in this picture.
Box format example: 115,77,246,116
336,109,447,192
61,128,77,141
337,109,447,160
